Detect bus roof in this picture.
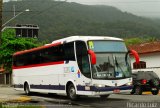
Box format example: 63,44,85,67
13,36,123,56
51,36,123,44
13,42,61,56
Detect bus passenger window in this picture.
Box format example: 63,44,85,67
64,42,75,61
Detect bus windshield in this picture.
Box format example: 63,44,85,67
88,40,131,79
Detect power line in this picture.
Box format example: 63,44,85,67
2,10,39,12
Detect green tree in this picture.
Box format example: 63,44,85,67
0,29,44,72
3,0,160,41
125,36,159,46
125,37,143,46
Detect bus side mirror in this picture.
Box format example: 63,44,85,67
129,49,140,64
88,50,96,65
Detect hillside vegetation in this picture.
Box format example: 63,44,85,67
3,0,160,41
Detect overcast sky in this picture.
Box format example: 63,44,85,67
3,0,160,18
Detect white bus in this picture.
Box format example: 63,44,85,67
13,36,139,100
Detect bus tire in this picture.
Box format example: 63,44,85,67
67,84,78,100
135,86,142,95
24,83,31,95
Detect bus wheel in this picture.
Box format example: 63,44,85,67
67,84,78,100
135,86,142,95
24,83,30,95
100,94,110,99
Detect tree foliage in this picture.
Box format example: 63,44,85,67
2,0,160,42
125,37,158,46
0,29,44,72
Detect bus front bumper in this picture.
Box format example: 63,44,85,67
77,85,133,95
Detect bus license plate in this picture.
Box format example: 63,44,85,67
113,89,120,93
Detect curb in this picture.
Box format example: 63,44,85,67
143,91,160,95
142,92,151,95
0,85,12,88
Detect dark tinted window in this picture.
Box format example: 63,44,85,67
40,45,64,63
13,54,26,66
64,42,75,61
13,42,76,67
13,45,64,67
76,41,91,78
133,61,146,69
16,28,21,37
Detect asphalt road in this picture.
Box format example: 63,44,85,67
1,86,160,108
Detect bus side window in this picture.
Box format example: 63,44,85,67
14,55,24,66
39,45,64,63
76,41,91,78
64,42,75,62
30,52,41,65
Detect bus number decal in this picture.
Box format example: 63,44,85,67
88,41,94,49
64,67,70,73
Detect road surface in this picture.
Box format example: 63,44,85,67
0,86,160,108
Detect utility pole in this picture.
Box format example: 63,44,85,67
13,5,15,17
0,0,2,45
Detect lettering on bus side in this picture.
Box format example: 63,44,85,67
64,67,70,73
63,66,75,73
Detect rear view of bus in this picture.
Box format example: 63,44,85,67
12,36,139,100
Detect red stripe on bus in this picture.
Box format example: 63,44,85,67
12,61,64,69
13,42,62,56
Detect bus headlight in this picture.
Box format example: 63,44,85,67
94,84,105,88
126,82,132,86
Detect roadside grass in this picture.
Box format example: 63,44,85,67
0,103,43,108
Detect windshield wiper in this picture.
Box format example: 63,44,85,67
115,56,126,78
